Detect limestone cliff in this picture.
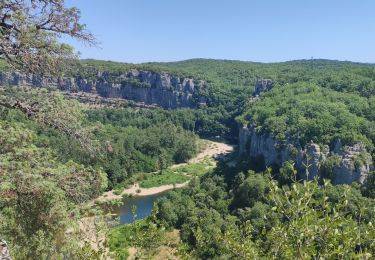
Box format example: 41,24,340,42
239,78,372,184
332,143,371,184
0,70,208,109
239,125,372,184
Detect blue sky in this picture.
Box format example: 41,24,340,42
65,0,375,63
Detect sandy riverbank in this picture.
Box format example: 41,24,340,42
95,140,234,203
97,181,190,202
171,140,234,168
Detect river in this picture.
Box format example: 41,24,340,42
103,140,235,225
111,191,169,224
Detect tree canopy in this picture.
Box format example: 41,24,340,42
0,0,94,75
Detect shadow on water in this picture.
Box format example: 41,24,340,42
111,191,169,225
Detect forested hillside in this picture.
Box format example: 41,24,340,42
89,58,375,258
2,58,375,259
1,0,375,258
72,58,375,140
0,87,200,258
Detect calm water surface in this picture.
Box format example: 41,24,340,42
112,191,168,224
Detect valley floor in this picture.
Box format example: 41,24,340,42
95,140,234,203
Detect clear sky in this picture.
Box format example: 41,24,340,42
65,0,375,63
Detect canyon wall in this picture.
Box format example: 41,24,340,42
239,78,373,184
239,125,372,184
0,70,208,109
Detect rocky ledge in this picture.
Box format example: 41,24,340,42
0,70,208,109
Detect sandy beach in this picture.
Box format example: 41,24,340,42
97,181,190,202
95,140,234,203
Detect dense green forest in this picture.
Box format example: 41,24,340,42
109,163,375,259
76,59,375,161
66,58,375,139
2,58,375,259
94,59,375,258
0,89,199,189
58,111,199,188
239,83,375,152
2,1,375,258
150,166,375,258
0,88,199,258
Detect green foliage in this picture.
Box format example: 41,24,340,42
52,58,373,151
154,164,375,259
0,120,107,259
262,180,375,258
0,0,94,76
139,171,190,188
3,57,375,258
87,105,233,138
320,154,342,180
108,217,166,259
361,171,375,198
278,160,297,185
0,87,99,153
240,83,374,151
137,159,215,188
231,171,269,208
24,103,200,189
71,58,375,147
91,122,198,188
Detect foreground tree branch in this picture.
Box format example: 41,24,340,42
0,0,96,76
0,0,99,152
0,86,100,154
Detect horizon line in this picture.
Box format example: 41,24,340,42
79,57,375,66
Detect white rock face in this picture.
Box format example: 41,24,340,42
239,125,288,167
0,70,208,109
239,125,373,184
332,143,371,184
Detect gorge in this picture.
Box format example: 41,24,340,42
2,59,375,259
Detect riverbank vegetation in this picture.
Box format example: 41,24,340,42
107,164,375,259
4,88,200,189
0,88,199,258
3,57,375,258
139,158,215,188
98,58,375,259
2,49,375,259
1,0,375,258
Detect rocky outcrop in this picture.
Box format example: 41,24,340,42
239,125,284,166
253,79,273,96
0,70,208,109
295,142,329,180
332,143,370,184
0,240,11,260
239,125,373,184
239,126,252,154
